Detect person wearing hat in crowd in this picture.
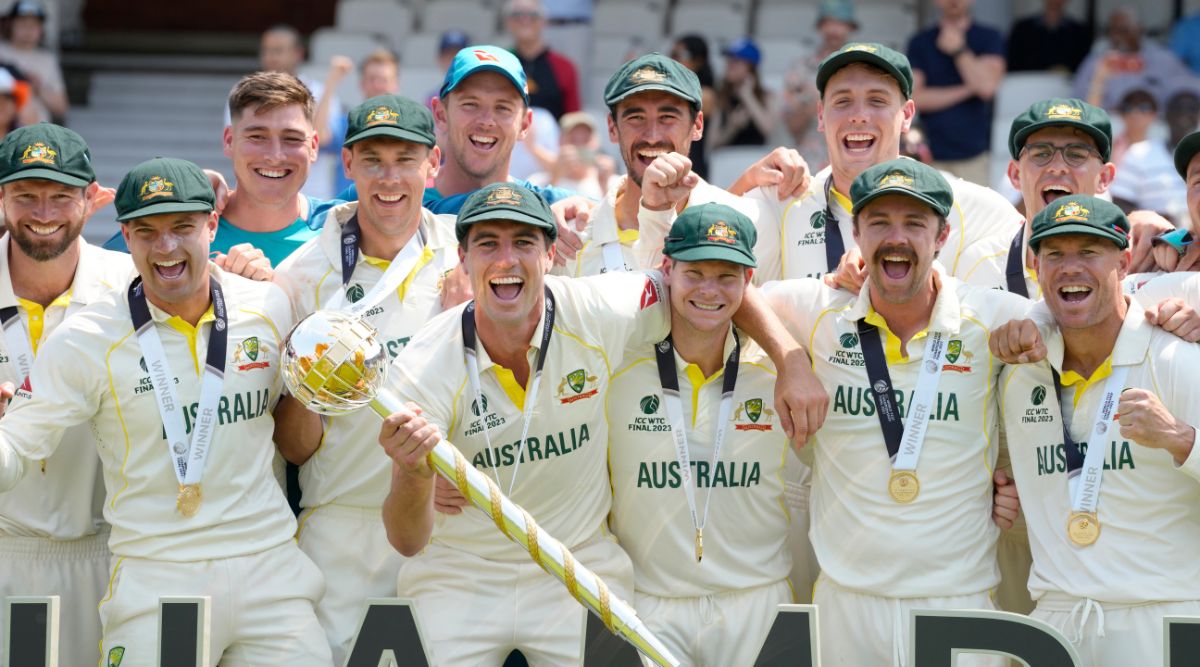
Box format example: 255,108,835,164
1153,132,1200,273
0,123,131,667
812,0,859,64
505,0,581,121
711,37,775,149
426,30,472,108
272,95,462,664
607,203,795,666
534,110,613,199
762,158,1029,665
731,42,1020,289
0,0,65,124
0,156,331,665
907,0,1006,186
991,195,1200,667
375,181,826,665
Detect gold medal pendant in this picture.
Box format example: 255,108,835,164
177,483,202,517
1067,511,1100,546
888,470,920,503
695,529,703,563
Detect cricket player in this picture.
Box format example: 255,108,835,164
0,157,330,666
375,182,825,666
763,158,1028,665
994,195,1200,666
0,124,133,667
1152,131,1200,273
737,42,1023,283
273,94,460,663
607,203,792,666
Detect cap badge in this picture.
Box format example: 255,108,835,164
879,171,914,189
365,106,400,126
706,220,737,244
140,176,175,201
845,44,879,54
1046,104,1083,121
486,186,521,206
20,142,56,166
630,67,667,84
473,49,500,63
1053,201,1090,222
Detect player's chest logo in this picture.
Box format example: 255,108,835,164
557,368,600,404
232,336,271,371
733,397,774,431
941,338,974,373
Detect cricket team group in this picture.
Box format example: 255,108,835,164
0,40,1198,667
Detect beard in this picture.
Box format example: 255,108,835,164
8,219,82,261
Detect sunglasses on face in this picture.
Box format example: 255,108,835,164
1021,142,1100,167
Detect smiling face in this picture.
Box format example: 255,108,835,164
664,258,750,335
459,220,554,329
819,64,914,187
343,137,440,254
0,179,91,261
122,211,218,315
1008,126,1115,220
224,102,318,206
852,193,948,305
1035,234,1129,333
360,60,400,99
609,90,703,188
433,72,532,186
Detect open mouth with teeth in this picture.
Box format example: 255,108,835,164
26,223,63,237
843,132,876,154
878,252,914,280
255,168,291,180
633,145,671,168
375,192,405,205
469,134,498,151
155,259,187,280
489,275,523,301
1041,184,1072,206
1058,284,1092,303
689,300,723,313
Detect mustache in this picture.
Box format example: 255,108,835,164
872,245,917,264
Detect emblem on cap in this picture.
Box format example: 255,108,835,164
1046,104,1083,121
845,44,879,54
706,220,737,244
20,142,56,165
140,176,175,201
1053,201,1090,222
473,49,500,63
365,106,400,126
879,171,914,189
486,186,521,206
630,67,667,84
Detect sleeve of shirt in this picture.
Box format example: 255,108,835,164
528,182,585,205
306,196,344,231
742,186,784,284
971,25,1005,57
387,328,457,435
102,231,130,254
1176,423,1200,482
631,201,677,271
760,279,825,342
569,271,670,354
0,318,104,490
907,31,931,74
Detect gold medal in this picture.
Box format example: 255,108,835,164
177,483,202,517
695,529,703,563
1067,511,1100,546
888,470,920,503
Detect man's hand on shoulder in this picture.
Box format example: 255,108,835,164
1144,297,1200,343
728,146,811,199
988,318,1046,364
822,247,866,294
213,243,273,282
550,195,595,265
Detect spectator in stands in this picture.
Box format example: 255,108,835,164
332,49,402,193
777,60,827,172
0,0,65,123
1171,10,1200,74
1166,81,1200,148
1109,85,1187,222
671,34,717,178
1006,0,1092,73
510,106,559,180
505,0,581,120
1074,7,1194,112
426,29,470,107
0,66,26,136
812,0,858,64
711,37,775,149
541,0,593,80
529,111,612,198
907,0,1005,185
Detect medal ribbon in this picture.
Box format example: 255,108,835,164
821,177,843,274
857,320,948,471
462,288,556,496
336,212,430,314
0,305,33,382
1005,227,1029,298
1051,365,1130,514
599,241,630,274
654,331,740,547
128,276,227,487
